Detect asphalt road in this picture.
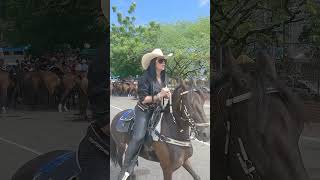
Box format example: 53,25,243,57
0,97,319,180
0,110,88,180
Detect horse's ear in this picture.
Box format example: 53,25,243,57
255,51,277,79
179,78,187,89
223,46,237,72
223,46,249,87
191,78,197,87
177,77,182,85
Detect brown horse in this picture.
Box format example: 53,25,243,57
128,81,138,98
110,81,113,96
114,82,122,96
121,82,131,96
212,47,309,180
112,82,123,96
78,74,88,121
110,80,210,180
58,73,88,120
21,72,42,105
40,71,61,106
58,73,79,112
0,70,10,113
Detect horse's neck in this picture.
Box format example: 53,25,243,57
161,111,190,141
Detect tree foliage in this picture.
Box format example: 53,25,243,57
213,0,306,56
299,0,320,44
111,2,209,79
110,2,160,78
1,0,106,54
157,18,209,79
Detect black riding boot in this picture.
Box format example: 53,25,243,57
118,107,153,180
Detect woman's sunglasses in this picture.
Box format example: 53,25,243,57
157,58,166,64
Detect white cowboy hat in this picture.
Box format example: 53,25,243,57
141,49,173,70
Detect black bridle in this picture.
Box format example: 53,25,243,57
172,87,210,137
154,86,209,147
214,75,278,180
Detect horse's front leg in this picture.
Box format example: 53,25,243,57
0,88,8,113
153,142,173,180
183,159,201,180
58,88,71,112
162,169,173,180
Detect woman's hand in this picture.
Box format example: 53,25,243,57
164,91,172,99
159,87,171,99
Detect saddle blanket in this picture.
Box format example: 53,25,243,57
115,109,135,132
33,151,80,180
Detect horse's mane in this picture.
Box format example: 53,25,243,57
163,84,205,113
214,47,308,178
173,83,205,101
237,62,306,135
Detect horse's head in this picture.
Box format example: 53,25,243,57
171,79,210,142
213,47,253,95
212,46,308,180
212,46,279,93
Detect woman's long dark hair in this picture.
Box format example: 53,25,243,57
144,58,166,86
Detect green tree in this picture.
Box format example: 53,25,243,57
213,0,306,57
2,0,106,54
158,18,210,79
111,2,161,78
299,1,320,51
111,2,209,79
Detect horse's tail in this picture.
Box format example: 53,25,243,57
110,134,119,167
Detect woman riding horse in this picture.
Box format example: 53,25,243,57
118,48,172,179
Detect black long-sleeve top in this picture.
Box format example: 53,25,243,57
137,72,165,107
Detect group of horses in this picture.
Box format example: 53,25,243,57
0,66,88,120
110,80,138,97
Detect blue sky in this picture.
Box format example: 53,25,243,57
110,0,210,25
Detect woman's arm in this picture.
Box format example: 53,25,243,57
142,94,161,104
141,88,170,104
138,77,170,104
138,76,162,104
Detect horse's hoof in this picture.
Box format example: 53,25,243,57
58,104,63,112
1,107,6,114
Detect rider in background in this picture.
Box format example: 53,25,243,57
118,48,171,179
75,59,82,77
79,59,88,78
24,62,34,72
81,59,88,72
